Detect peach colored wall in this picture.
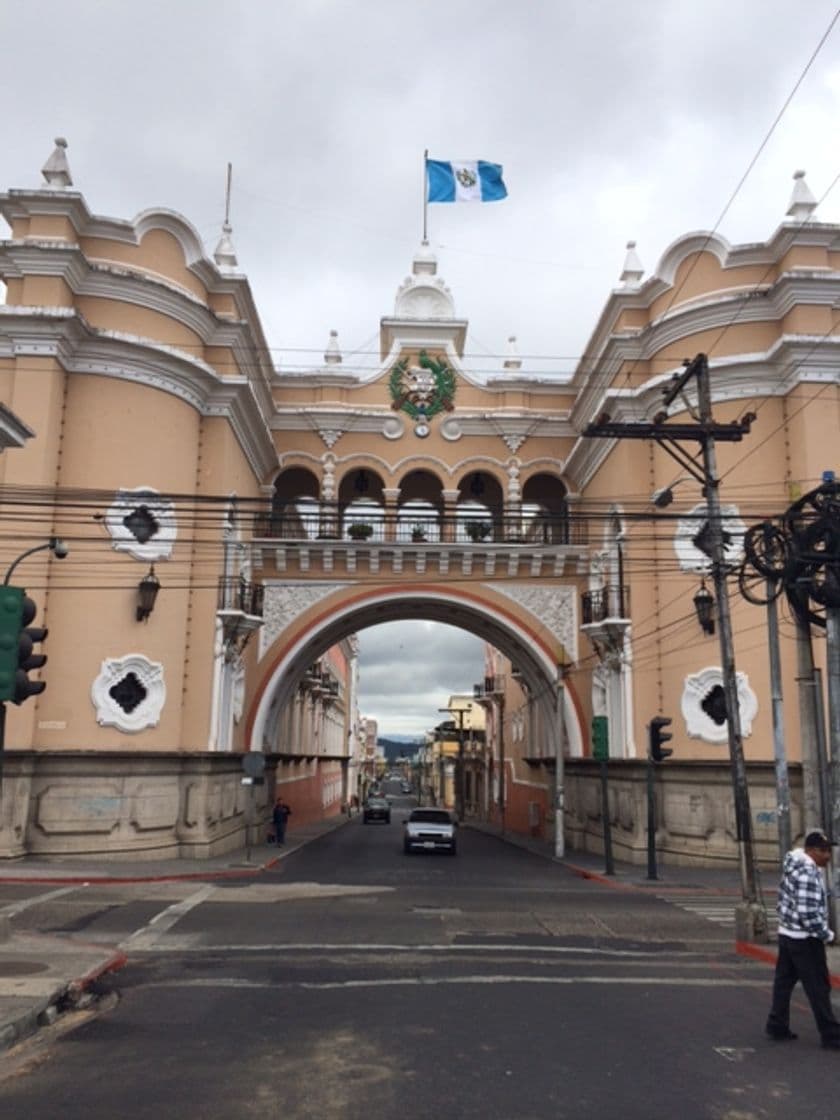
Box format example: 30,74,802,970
15,375,203,750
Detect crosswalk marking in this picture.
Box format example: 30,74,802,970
657,893,777,932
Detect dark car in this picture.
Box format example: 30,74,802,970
363,796,391,824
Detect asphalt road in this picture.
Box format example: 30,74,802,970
1,789,838,1119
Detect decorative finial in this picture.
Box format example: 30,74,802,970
213,222,238,270
324,329,342,365
503,335,522,371
620,240,644,286
412,239,437,276
214,163,238,270
786,169,817,222
41,137,73,189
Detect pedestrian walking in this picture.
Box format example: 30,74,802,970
272,796,292,845
766,829,840,1048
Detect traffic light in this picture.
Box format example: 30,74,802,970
649,716,673,762
13,594,47,705
0,586,24,703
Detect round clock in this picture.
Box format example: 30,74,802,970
414,421,430,438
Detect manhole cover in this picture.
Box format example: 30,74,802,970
0,960,51,976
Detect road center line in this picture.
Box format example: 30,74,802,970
0,883,86,917
125,941,714,958
120,884,216,949
136,975,769,991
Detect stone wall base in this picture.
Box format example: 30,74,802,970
562,758,804,870
0,750,343,861
0,752,805,866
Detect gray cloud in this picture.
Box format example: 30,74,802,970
357,622,485,737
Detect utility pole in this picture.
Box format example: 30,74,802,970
766,584,792,863
585,353,766,941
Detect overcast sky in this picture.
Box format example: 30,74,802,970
4,1,840,734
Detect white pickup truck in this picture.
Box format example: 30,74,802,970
403,808,457,855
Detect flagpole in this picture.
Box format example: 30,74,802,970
422,149,429,243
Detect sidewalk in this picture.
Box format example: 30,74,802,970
0,814,348,1050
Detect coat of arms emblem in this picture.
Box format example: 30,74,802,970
389,351,456,436
456,167,478,189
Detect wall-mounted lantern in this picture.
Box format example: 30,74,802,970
136,565,160,622
693,580,715,635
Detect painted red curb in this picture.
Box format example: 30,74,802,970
735,940,777,966
69,949,128,992
562,862,635,890
736,939,840,988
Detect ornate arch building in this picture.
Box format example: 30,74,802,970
0,143,836,864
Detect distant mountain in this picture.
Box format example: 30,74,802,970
378,736,423,760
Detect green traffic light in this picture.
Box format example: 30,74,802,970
0,587,24,703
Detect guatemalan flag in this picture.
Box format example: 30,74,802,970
426,159,508,203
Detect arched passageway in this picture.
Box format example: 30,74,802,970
247,587,582,832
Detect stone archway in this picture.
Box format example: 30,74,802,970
246,582,583,837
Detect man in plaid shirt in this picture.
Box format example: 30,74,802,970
766,830,840,1048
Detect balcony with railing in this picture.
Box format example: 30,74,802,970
250,504,589,580
216,576,264,658
581,585,629,624
217,577,265,617
301,664,341,701
253,504,586,546
473,674,506,699
580,584,631,663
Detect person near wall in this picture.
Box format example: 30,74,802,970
766,829,840,1048
272,797,292,846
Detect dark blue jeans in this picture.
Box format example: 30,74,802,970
767,935,840,1042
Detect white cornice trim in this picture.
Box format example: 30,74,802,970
0,193,276,379
566,335,840,490
0,309,277,480
574,222,840,391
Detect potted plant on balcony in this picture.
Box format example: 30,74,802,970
465,520,491,542
410,524,427,542
347,522,374,541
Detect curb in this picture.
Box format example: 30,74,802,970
735,939,840,989
0,945,127,1053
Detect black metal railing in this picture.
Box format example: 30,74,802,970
217,577,264,617
252,505,587,547
581,584,630,624
473,674,506,698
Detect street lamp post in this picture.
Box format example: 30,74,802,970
3,536,68,585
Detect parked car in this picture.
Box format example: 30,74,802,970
400,781,412,795
363,796,391,824
403,807,457,854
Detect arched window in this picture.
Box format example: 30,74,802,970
522,473,569,544
456,471,504,542
339,469,386,541
397,469,444,542
268,468,321,539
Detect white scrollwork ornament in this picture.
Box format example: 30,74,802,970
103,487,176,562
91,655,166,732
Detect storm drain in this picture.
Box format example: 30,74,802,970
0,960,51,976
